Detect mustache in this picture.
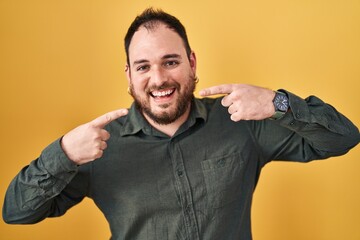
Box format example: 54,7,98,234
145,74,195,93
146,82,180,93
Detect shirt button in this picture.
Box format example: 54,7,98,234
177,170,184,177
218,159,225,167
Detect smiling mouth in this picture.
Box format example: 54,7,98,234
150,88,176,99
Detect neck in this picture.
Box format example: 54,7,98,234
143,104,191,137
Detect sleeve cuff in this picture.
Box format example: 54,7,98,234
39,137,78,183
276,89,311,131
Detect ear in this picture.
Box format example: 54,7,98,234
189,51,197,74
125,64,131,85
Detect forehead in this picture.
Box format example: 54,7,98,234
128,23,187,63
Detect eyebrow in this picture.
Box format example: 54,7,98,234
133,59,149,67
162,54,181,60
132,54,182,67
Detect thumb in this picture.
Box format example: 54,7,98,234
90,108,129,128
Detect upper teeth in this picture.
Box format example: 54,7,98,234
152,89,173,97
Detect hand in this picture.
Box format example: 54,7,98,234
199,84,275,121
61,109,129,165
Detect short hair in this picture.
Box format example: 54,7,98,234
124,8,192,65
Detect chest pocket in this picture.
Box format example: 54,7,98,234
201,153,246,208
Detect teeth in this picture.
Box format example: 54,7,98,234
152,89,174,97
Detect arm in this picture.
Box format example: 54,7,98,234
255,90,360,163
200,84,360,162
2,139,86,224
3,109,129,224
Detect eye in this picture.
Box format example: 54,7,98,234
136,65,150,72
164,60,179,68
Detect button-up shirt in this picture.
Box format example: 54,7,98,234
3,91,360,240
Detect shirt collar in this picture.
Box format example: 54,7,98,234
120,97,208,137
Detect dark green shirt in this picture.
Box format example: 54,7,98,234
3,91,360,240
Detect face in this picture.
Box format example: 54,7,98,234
126,23,197,125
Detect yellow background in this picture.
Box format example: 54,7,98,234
1,0,359,239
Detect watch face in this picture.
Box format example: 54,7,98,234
275,94,289,112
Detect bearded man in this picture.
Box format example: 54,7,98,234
3,8,360,240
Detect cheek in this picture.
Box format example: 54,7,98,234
172,68,192,82
130,77,148,91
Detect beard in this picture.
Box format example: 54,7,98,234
130,75,195,125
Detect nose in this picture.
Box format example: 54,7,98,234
150,66,168,87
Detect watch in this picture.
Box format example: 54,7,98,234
270,91,289,120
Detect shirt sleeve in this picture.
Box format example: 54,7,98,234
2,138,89,224
251,90,360,165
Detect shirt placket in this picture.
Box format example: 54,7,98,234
169,139,200,240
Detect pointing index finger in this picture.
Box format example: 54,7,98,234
199,84,234,97
90,109,129,128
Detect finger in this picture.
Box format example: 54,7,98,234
199,84,234,97
221,95,234,107
90,109,129,128
228,104,237,115
100,141,107,150
230,112,242,122
99,129,110,141
94,149,104,159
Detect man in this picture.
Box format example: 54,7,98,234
3,8,360,240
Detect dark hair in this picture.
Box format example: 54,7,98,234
124,8,192,65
